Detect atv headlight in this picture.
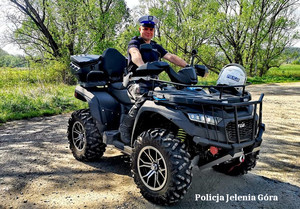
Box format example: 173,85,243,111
187,113,222,125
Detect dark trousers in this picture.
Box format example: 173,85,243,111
127,82,150,115
119,82,151,144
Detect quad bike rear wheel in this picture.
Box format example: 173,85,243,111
131,128,192,205
67,109,106,161
213,151,259,176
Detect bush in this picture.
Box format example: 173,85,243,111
0,66,86,123
292,59,300,65
247,64,300,84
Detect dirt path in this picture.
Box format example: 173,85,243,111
0,82,299,209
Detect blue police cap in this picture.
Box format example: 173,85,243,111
138,15,159,28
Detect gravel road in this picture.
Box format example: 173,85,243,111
0,82,299,209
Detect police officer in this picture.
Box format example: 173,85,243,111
119,15,189,144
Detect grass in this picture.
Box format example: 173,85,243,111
0,67,87,123
0,64,299,123
247,64,300,84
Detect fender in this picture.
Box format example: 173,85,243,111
75,85,121,133
132,100,200,144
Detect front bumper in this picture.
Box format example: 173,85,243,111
193,123,265,155
192,123,264,169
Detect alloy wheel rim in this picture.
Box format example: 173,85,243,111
137,146,167,191
72,121,86,151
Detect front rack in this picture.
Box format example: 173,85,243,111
150,79,264,145
204,94,264,144
149,79,248,99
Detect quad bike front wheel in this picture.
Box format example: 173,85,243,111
67,109,106,161
213,151,259,176
131,129,192,205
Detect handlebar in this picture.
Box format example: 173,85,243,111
125,61,208,86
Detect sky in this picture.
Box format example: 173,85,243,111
126,0,139,9
0,0,299,55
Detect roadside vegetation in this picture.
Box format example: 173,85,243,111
0,48,27,68
0,66,87,123
247,64,300,84
1,64,299,123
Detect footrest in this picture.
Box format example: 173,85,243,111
112,140,124,150
103,130,120,144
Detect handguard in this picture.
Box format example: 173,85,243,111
167,66,198,85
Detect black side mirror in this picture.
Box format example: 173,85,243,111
192,49,198,55
195,64,209,77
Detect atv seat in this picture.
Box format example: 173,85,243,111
101,48,127,82
101,48,133,105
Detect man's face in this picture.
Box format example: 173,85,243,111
139,26,154,42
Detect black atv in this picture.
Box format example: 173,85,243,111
67,47,264,205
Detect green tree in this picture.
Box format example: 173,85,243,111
0,48,27,67
136,0,300,76
214,0,300,76
5,0,129,83
8,0,129,60
115,24,140,55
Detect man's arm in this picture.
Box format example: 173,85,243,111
129,47,145,67
163,53,188,68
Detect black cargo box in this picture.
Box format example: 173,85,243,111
71,54,101,67
70,54,106,86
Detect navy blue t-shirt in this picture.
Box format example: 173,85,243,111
127,36,168,71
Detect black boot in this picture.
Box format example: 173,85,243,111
119,114,135,144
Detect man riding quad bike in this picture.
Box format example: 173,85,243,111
68,47,264,205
